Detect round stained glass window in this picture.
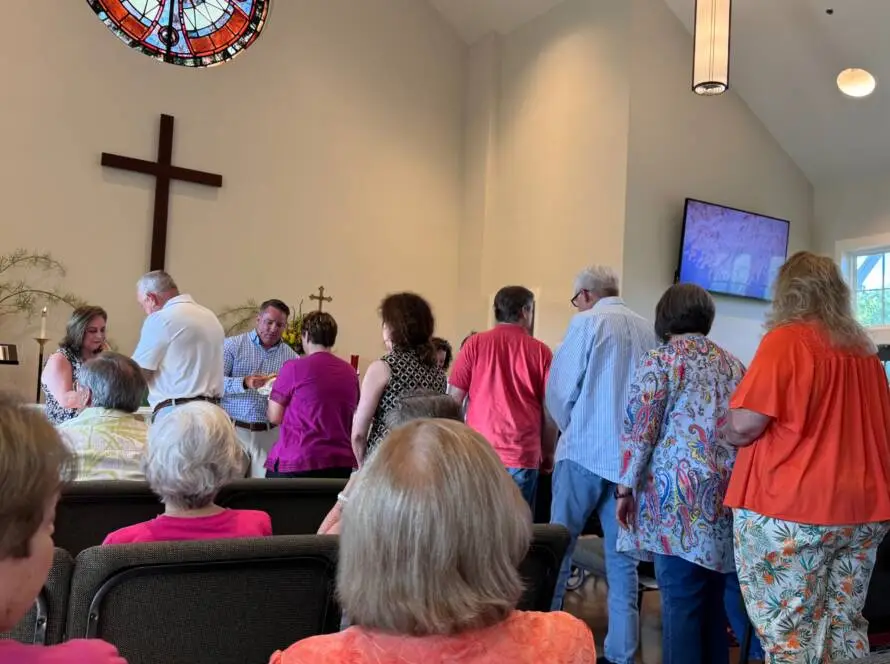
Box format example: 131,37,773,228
86,1,270,68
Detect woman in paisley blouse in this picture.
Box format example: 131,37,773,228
41,305,108,425
350,292,446,466
614,284,747,664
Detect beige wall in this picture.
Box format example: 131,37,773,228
0,1,464,396
459,0,631,345
622,0,813,363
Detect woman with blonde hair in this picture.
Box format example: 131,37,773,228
725,251,890,662
276,419,596,663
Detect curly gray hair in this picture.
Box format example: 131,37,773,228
145,402,244,510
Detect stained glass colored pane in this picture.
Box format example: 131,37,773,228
86,0,270,67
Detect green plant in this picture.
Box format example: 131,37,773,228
0,249,86,321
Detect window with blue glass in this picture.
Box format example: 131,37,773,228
86,0,270,67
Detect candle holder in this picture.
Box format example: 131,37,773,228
34,337,50,403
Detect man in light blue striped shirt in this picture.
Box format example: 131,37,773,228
546,266,657,664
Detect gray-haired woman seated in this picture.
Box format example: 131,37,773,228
274,419,597,663
103,402,271,544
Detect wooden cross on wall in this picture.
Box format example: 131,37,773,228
310,286,333,312
101,114,223,271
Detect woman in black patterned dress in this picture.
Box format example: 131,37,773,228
351,293,446,465
42,306,108,425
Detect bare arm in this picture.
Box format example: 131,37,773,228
447,384,467,405
42,353,83,409
267,400,285,425
725,408,770,447
350,360,391,466
541,409,558,473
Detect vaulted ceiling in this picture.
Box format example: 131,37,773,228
429,0,890,184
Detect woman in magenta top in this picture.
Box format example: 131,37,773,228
266,311,359,479
104,402,271,544
0,394,125,663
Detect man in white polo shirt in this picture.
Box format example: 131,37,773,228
132,270,225,424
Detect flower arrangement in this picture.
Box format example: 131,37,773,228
217,299,304,354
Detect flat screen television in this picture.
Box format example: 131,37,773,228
677,198,790,301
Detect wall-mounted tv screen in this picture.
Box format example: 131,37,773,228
677,199,790,301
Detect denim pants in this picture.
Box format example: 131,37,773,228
654,554,729,664
550,460,638,664
507,468,539,509
723,568,764,661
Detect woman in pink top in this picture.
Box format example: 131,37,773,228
104,402,271,544
0,393,125,664
272,419,596,664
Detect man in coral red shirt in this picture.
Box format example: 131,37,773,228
448,286,557,507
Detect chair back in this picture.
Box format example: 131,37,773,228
517,524,570,611
67,536,339,664
0,548,73,645
217,479,345,535
56,482,163,555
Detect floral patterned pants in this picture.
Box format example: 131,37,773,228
733,509,889,663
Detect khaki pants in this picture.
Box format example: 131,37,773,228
234,426,279,478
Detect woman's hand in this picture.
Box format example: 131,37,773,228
616,486,636,531
317,503,342,535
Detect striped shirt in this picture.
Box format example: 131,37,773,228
546,297,657,482
221,330,298,424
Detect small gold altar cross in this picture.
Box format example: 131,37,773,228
309,286,333,312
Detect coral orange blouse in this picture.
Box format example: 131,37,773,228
725,322,890,525
269,610,596,664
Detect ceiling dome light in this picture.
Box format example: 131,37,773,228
837,68,876,98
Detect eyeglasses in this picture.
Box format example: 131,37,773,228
571,289,588,308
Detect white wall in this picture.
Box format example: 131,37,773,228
0,1,464,396
815,174,890,254
459,0,631,345
622,0,814,364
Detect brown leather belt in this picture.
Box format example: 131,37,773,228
233,420,278,432
152,395,220,415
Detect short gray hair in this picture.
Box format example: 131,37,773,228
145,402,243,510
79,352,147,413
574,265,619,297
384,391,463,429
339,419,531,636
137,270,178,297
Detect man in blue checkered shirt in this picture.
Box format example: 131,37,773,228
220,299,298,477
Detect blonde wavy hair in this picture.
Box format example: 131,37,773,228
768,251,874,353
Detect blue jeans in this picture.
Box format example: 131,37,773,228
507,468,538,508
550,460,638,664
724,568,764,661
655,554,729,664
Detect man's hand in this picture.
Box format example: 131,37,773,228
243,375,271,390
616,488,636,531
540,453,555,475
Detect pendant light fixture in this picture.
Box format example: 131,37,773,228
693,0,732,95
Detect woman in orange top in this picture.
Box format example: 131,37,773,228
725,251,890,663
271,419,596,664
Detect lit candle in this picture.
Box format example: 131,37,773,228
39,307,47,339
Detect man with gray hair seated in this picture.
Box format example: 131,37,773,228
132,270,225,423
546,265,658,664
58,352,150,481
